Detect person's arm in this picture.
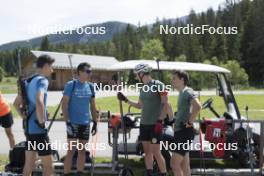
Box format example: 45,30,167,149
158,94,170,121
186,98,202,127
13,95,26,119
90,97,99,136
36,91,45,124
166,103,174,120
62,95,70,121
154,92,170,134
62,82,73,122
127,98,142,109
90,98,98,122
117,92,142,109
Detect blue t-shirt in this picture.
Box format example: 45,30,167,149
27,75,49,134
63,80,95,125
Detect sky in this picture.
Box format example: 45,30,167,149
0,0,226,45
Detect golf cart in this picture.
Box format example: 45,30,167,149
108,60,263,173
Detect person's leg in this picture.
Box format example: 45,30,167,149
35,133,54,176
23,151,37,176
39,155,54,176
64,138,77,174
142,141,154,175
4,127,15,148
2,113,15,148
170,153,184,176
75,123,90,174
77,139,88,173
151,143,166,174
181,153,191,176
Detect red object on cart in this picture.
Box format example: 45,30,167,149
204,118,226,158
111,113,121,128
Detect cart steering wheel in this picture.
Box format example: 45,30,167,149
202,98,213,109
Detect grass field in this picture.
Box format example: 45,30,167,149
94,95,264,120
0,155,8,172
0,77,17,94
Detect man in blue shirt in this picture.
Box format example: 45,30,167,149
14,55,55,176
62,62,98,175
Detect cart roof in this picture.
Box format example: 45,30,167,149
109,60,230,73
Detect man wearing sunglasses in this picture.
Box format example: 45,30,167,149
62,62,98,176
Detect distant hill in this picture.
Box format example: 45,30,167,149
0,16,188,51
0,21,135,51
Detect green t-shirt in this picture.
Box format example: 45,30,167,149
175,87,197,131
139,80,165,125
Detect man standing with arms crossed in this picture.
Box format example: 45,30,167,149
169,70,201,176
62,62,98,176
14,55,55,176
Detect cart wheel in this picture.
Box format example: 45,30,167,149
237,132,261,168
119,167,134,176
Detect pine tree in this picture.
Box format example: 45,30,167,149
40,36,50,51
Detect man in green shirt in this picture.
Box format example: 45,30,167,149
117,63,169,176
169,70,202,176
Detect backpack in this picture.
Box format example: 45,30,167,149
17,75,45,134
68,80,95,101
5,141,26,174
67,79,95,99
5,142,60,174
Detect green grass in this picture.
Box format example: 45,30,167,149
9,95,264,120
0,77,17,94
0,154,8,172
95,95,264,120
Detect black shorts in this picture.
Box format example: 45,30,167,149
139,124,161,143
170,127,195,156
67,123,90,140
26,133,52,156
0,112,13,128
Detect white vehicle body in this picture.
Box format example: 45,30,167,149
110,60,240,120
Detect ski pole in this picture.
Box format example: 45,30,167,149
245,106,254,175
91,108,101,176
119,99,128,160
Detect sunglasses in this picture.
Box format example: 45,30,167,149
85,69,92,74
